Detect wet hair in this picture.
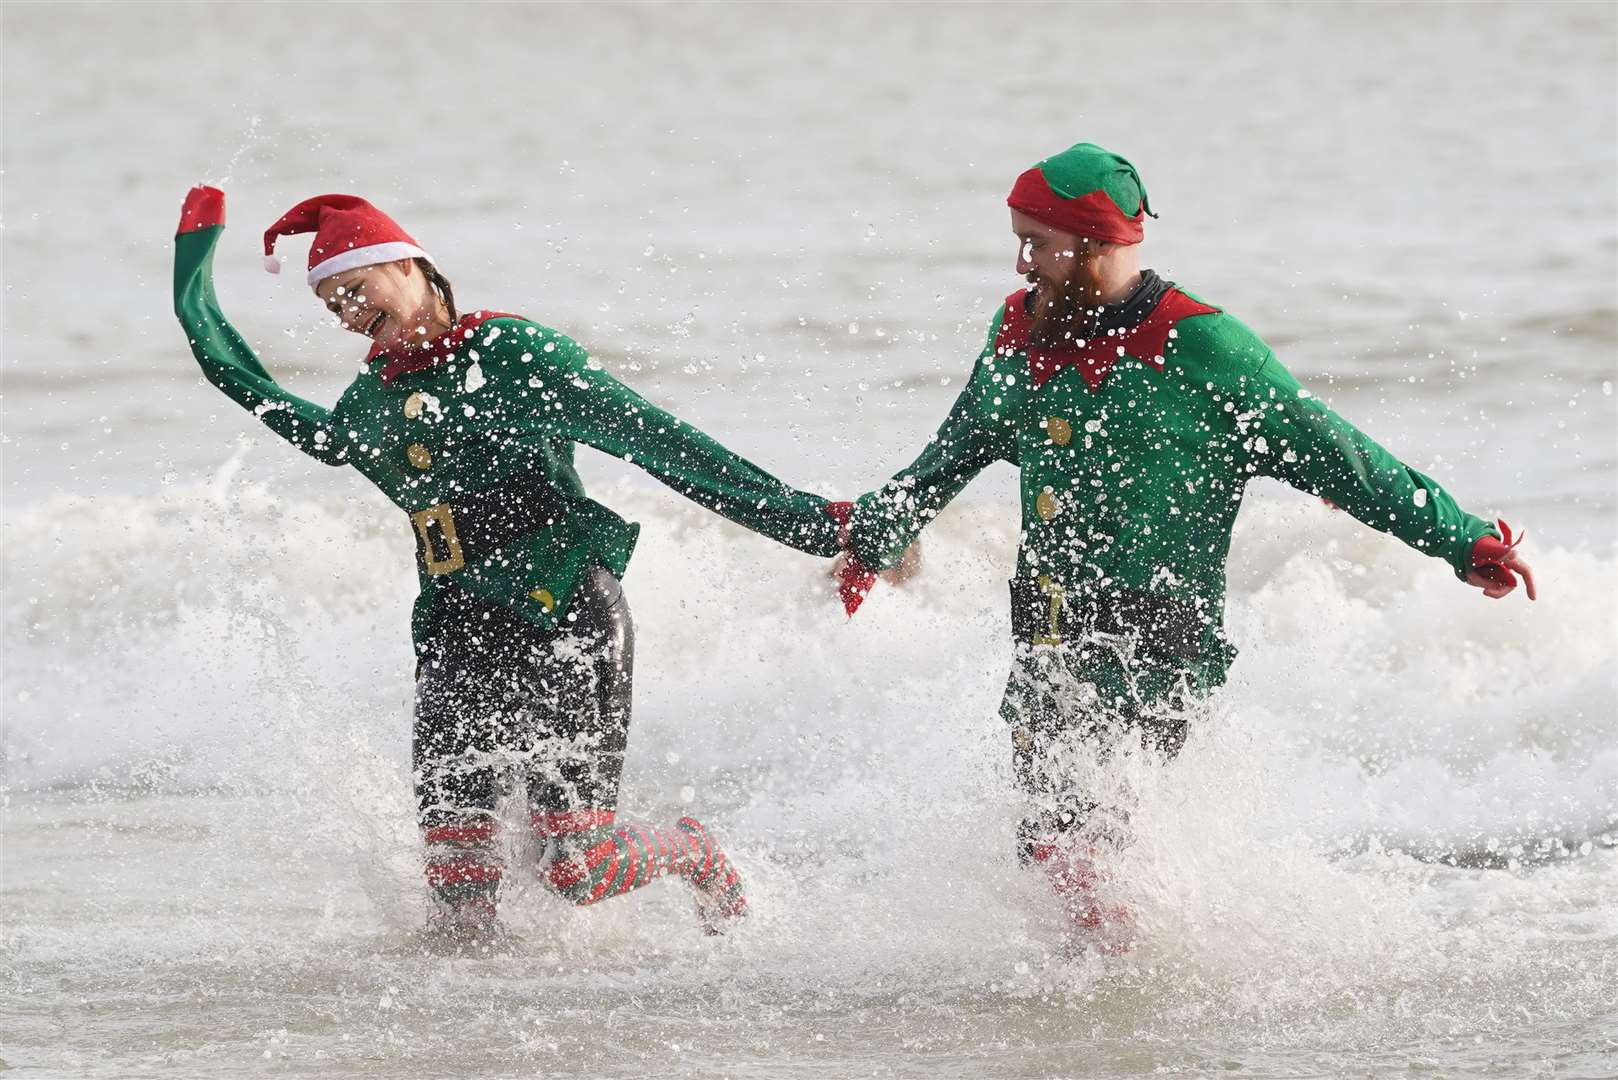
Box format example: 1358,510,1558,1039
417,258,457,322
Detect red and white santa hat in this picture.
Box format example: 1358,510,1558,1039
262,194,433,286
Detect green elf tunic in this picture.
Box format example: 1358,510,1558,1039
174,217,842,648
846,280,1498,710
845,142,1499,725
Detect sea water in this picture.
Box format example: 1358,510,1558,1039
3,3,1615,1076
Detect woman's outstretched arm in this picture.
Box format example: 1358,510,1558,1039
173,186,347,466
492,323,842,557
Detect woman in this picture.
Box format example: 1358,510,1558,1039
173,187,846,941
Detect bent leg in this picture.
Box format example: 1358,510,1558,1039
526,567,746,929
544,815,745,930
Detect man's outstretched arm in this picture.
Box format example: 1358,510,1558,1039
1247,353,1534,599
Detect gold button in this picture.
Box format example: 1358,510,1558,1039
406,443,433,470
1013,726,1034,750
1046,416,1072,446
1035,489,1059,521
528,588,555,612
403,392,425,420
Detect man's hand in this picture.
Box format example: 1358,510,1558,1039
1467,520,1537,601
884,538,923,584
879,538,925,586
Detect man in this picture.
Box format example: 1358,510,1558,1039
834,143,1535,948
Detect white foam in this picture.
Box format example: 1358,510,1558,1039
3,475,1613,1072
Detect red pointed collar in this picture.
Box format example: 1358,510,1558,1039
993,287,1219,391
367,310,523,385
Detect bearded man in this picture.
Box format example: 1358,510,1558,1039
832,142,1535,947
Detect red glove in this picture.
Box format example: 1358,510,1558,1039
177,186,226,234
825,502,877,617
1470,519,1537,601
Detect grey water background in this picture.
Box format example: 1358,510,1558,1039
3,3,1616,1078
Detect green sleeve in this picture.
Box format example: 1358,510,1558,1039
846,310,1018,570
1246,353,1496,577
174,226,346,466
507,330,840,557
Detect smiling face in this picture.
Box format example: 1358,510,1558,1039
1011,208,1143,349
313,259,446,351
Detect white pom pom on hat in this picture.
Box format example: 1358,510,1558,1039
263,254,282,274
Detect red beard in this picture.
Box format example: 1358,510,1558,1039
1028,272,1102,350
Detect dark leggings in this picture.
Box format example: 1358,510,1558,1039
999,641,1194,860
413,565,634,835
410,569,745,915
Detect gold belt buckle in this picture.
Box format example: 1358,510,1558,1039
1033,574,1064,647
411,502,465,575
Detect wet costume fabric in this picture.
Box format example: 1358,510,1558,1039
413,567,633,849
414,566,743,916
173,194,802,915
173,213,840,649
848,280,1496,671
847,275,1498,840
848,142,1500,853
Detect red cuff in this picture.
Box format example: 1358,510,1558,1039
177,186,226,234
824,501,875,616
425,858,502,887
825,500,853,538
1469,518,1531,595
1470,518,1521,568
531,808,616,839
837,553,877,617
423,821,495,846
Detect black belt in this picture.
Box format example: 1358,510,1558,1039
1008,575,1205,662
409,470,571,575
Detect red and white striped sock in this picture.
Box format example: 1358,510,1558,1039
423,819,502,924
539,811,746,924
1027,840,1132,953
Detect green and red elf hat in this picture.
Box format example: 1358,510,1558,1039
1006,143,1156,245
262,194,434,286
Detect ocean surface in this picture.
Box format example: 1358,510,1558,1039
3,3,1615,1077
